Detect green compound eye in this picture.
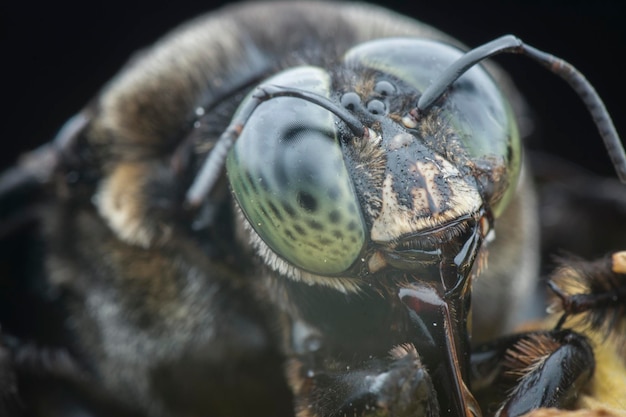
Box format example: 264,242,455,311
226,67,366,275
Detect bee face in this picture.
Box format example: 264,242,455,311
228,38,520,281
2,2,624,417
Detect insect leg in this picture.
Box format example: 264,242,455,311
0,111,90,240
471,330,594,417
548,251,626,335
1,332,145,417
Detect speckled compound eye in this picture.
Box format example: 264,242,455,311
226,67,366,275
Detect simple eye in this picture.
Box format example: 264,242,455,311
226,67,366,275
340,92,361,110
374,80,395,96
366,99,386,115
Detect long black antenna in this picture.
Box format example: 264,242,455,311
417,35,626,183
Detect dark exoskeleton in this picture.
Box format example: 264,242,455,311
1,2,626,417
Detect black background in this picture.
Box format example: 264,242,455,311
1,0,625,177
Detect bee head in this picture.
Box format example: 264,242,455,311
185,35,626,417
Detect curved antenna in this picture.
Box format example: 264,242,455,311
417,35,626,183
417,36,522,110
185,84,365,208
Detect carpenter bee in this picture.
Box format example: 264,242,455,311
1,2,626,417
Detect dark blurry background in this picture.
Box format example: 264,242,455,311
1,0,625,176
